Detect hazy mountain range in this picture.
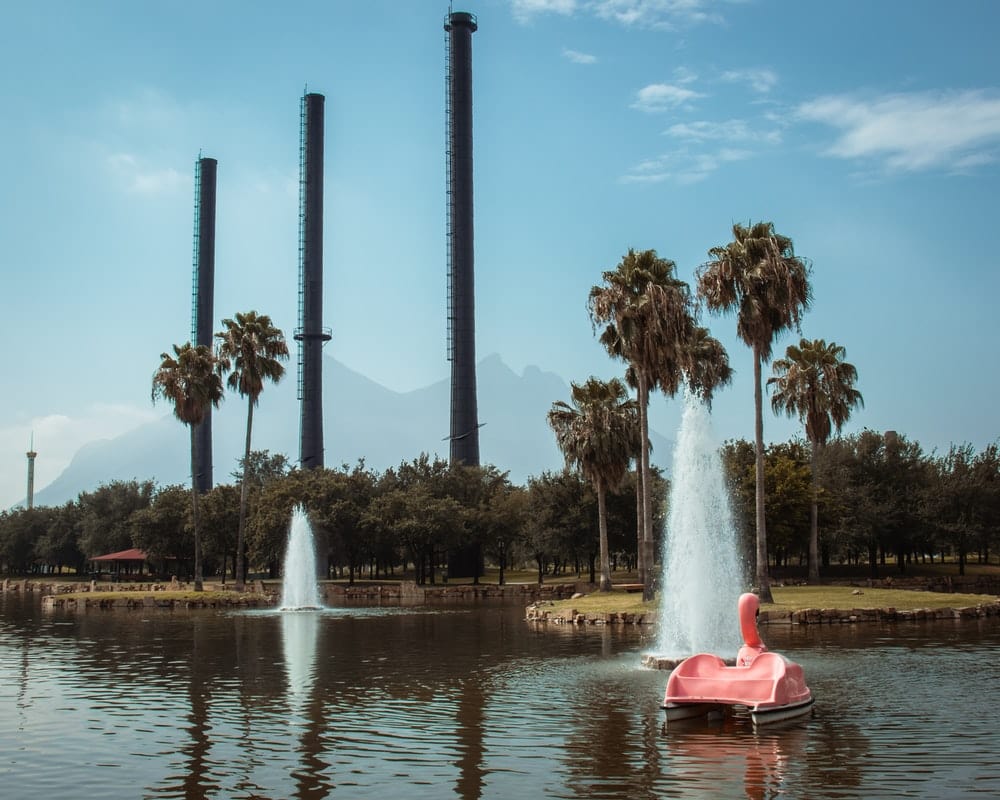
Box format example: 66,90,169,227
32,354,673,507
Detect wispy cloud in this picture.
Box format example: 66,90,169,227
621,146,751,184
673,66,699,85
562,47,597,64
591,0,724,29
665,118,782,144
631,82,704,112
107,153,189,195
511,0,725,28
512,0,578,23
796,89,1000,173
720,68,778,94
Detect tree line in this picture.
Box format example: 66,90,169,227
2,430,996,583
0,453,663,586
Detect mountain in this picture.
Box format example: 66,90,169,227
32,354,674,506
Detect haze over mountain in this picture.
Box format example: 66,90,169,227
31,354,673,507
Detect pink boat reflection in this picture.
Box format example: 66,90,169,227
662,592,814,726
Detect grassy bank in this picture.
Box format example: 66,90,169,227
540,584,1000,617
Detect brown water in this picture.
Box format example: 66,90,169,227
2,594,998,799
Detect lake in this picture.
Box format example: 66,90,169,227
2,593,998,798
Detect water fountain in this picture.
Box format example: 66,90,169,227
280,505,323,610
654,391,745,662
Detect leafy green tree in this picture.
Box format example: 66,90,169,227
77,479,156,559
548,377,640,591
769,338,863,580
0,507,48,573
131,485,191,572
479,482,527,585
927,443,1000,575
697,221,811,601
199,483,241,581
215,311,289,591
232,450,292,486
152,343,224,590
369,477,463,585
526,470,596,584
761,441,813,568
36,502,85,574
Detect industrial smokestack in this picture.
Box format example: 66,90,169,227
191,155,217,494
445,10,480,467
296,92,331,470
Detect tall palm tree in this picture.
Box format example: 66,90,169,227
697,221,811,602
547,377,639,591
589,249,731,600
769,338,863,581
151,343,224,591
215,311,289,591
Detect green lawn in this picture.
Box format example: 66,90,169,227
540,584,1000,617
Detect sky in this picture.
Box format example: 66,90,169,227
2,0,999,509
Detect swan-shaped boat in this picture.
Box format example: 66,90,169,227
662,592,814,726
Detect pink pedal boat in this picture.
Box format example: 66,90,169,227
662,592,814,726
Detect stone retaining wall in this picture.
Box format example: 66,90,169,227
41,594,273,611
322,582,582,604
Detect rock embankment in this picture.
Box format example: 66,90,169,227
526,601,1000,626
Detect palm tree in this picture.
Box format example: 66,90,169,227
215,311,289,591
589,249,731,600
769,338,863,581
547,377,639,591
697,222,811,602
151,343,224,591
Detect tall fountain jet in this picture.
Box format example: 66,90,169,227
445,11,480,467
191,155,217,493
281,506,322,610
296,92,331,470
658,392,746,657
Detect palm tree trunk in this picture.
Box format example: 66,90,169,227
597,479,612,591
190,425,203,592
234,396,255,592
753,347,773,603
639,373,655,602
635,460,644,587
809,439,821,582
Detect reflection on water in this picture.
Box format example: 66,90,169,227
2,594,1000,798
282,611,319,715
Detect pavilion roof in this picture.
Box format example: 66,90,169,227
91,548,148,562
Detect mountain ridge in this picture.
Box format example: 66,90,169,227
31,354,673,506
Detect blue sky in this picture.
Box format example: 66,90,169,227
2,0,999,508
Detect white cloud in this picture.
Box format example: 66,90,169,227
591,0,723,29
631,82,704,112
562,47,597,64
0,405,160,509
673,66,699,85
512,0,578,22
665,118,782,144
721,68,778,94
107,152,189,195
621,146,750,184
511,0,724,28
796,89,1000,173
